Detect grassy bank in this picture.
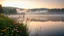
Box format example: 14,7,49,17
0,14,29,36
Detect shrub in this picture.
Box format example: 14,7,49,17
0,14,29,36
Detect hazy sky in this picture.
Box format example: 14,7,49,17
0,0,64,9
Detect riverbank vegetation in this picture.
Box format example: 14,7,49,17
0,4,29,36
0,14,29,36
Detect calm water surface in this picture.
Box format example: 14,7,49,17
28,21,64,36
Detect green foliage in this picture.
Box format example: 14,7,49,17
0,15,29,36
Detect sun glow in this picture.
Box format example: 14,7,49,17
1,0,64,9
2,1,39,9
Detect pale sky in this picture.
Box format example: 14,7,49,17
0,0,64,9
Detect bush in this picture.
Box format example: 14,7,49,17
0,14,29,36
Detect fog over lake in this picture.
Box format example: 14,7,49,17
27,14,64,36
6,12,64,36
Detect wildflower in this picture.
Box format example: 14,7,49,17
14,28,17,31
16,30,19,32
1,29,7,32
14,22,17,24
12,30,14,32
20,30,22,32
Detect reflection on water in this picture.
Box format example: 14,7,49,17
6,14,64,36
7,14,64,22
28,21,64,36
26,14,64,22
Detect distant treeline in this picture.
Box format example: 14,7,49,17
3,7,64,14
48,8,64,12
3,7,17,14
29,8,64,12
29,8,48,12
0,3,64,14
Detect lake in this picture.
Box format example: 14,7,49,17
28,21,64,36
26,14,64,36
6,13,64,36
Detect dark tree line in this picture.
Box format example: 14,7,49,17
3,7,17,14
48,8,64,12
0,4,3,14
0,4,17,14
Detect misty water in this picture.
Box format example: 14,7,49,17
27,14,64,36
6,13,64,36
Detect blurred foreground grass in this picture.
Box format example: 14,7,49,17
0,14,29,36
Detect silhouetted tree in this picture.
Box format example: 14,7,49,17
0,4,3,14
